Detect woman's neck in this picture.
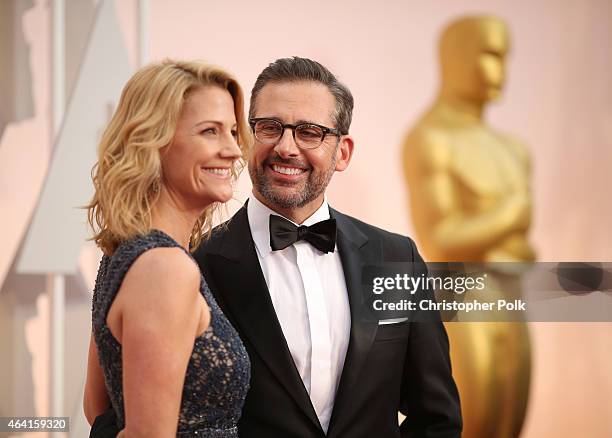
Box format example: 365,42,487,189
150,189,205,250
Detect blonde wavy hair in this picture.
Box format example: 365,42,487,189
86,59,251,255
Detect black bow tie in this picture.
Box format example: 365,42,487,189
269,215,337,253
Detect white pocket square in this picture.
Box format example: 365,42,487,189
378,317,409,325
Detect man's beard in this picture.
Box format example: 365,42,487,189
248,151,337,209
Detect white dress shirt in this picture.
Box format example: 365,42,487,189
247,194,351,433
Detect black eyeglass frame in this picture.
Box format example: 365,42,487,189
249,117,343,149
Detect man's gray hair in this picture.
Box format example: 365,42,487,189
249,57,354,135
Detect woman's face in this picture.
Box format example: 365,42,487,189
160,85,242,210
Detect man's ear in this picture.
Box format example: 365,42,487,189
334,135,354,172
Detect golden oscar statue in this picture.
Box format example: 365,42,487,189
402,16,534,438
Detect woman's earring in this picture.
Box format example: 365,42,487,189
151,177,161,195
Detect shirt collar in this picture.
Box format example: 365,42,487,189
247,193,331,258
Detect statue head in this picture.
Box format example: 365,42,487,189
438,16,510,104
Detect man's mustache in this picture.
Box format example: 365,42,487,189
263,155,311,170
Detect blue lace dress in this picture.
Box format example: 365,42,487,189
92,230,250,437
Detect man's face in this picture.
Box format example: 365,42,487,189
248,81,349,212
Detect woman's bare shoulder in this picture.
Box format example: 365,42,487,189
119,247,202,319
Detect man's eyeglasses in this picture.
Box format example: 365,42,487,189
249,118,342,150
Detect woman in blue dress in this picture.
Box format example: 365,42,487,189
83,59,251,437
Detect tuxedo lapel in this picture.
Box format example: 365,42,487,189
201,207,321,430
327,209,381,436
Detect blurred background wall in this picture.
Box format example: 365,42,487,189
0,0,610,436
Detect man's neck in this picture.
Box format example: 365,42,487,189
252,190,325,225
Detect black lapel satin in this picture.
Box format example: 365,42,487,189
201,207,321,430
327,209,381,437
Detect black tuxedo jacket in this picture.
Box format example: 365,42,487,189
192,206,461,438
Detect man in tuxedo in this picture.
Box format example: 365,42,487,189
194,57,461,437
89,57,461,438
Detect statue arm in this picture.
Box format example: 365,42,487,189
409,137,530,260
429,178,529,258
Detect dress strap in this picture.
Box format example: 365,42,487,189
93,231,182,322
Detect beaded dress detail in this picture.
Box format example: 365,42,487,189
92,230,250,437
